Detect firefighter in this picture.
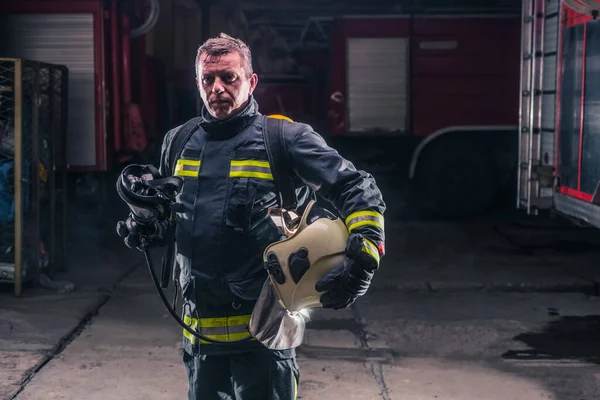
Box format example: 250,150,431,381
116,33,386,400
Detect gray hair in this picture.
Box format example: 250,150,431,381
195,33,253,76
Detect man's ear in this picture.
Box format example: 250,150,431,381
248,73,259,96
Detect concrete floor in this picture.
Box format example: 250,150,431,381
3,174,600,399
6,265,600,400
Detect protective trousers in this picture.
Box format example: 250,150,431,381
183,348,299,400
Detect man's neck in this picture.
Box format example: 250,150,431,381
205,98,252,122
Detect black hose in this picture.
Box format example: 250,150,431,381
140,241,253,344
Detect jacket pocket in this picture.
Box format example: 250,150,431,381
226,146,279,232
226,177,279,231
225,177,255,232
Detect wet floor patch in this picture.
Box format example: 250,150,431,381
503,315,600,364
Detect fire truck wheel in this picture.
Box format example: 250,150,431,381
414,140,498,218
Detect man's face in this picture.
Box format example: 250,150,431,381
196,51,258,120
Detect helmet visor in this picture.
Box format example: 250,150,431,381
248,279,309,350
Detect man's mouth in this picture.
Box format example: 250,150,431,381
211,99,230,106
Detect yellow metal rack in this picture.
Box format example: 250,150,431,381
0,58,69,296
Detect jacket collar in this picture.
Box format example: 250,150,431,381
199,96,259,139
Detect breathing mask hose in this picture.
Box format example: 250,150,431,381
159,223,175,289
116,164,252,344
140,238,253,344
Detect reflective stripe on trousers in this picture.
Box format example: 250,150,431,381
183,314,254,345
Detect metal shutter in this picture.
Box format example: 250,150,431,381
346,37,409,134
0,13,97,168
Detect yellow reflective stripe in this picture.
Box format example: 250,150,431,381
347,219,382,233
230,171,274,180
183,314,197,328
197,314,251,328
293,376,298,400
183,314,253,345
183,330,194,343
183,314,198,344
197,316,226,329
176,170,199,177
268,114,294,122
345,211,384,233
229,160,274,180
175,159,201,177
362,238,380,265
345,210,384,226
225,315,252,326
177,159,201,167
231,160,270,168
183,329,195,343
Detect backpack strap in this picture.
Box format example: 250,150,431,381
263,115,298,211
168,117,203,176
161,117,201,293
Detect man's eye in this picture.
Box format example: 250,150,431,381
202,76,213,84
224,75,236,83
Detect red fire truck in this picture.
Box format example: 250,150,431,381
334,13,521,218
0,0,526,218
11,0,595,221
257,9,523,217
258,0,600,223
517,0,600,228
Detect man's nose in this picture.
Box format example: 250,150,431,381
212,78,225,94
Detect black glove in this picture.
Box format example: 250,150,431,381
315,234,378,310
116,214,170,251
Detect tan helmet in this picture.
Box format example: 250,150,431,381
263,199,348,313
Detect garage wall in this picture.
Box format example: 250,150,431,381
143,0,239,122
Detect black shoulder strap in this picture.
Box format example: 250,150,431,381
168,117,203,176
263,116,298,210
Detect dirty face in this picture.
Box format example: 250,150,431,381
196,51,258,120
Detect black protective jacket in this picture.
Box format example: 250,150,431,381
159,97,385,355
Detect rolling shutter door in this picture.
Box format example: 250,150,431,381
347,37,409,134
0,13,97,168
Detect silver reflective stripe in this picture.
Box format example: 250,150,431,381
180,164,199,172
200,324,250,335
230,165,271,174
